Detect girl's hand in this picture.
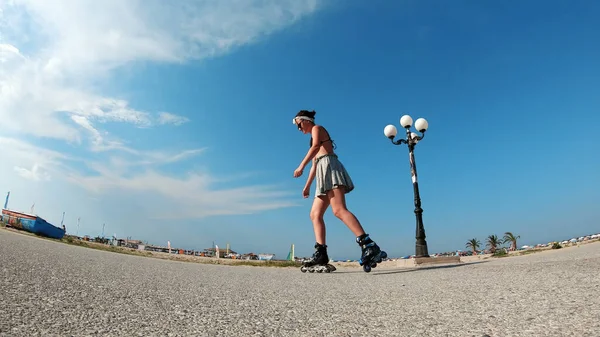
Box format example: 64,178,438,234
293,166,304,177
302,186,310,198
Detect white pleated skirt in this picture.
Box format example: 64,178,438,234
314,154,354,197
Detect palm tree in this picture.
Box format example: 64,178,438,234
465,238,481,256
487,234,501,254
503,232,520,251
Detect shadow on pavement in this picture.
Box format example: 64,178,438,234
369,260,490,276
323,261,490,275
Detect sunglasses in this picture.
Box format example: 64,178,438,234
295,119,303,130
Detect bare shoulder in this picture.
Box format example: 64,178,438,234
311,124,324,138
312,124,327,136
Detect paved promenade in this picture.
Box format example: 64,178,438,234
1,228,599,336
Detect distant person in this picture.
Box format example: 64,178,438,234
292,110,387,272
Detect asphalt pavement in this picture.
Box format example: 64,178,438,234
1,228,599,337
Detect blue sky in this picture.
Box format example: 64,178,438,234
1,0,598,261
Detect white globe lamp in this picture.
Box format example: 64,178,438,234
384,125,398,139
415,118,429,133
400,115,413,129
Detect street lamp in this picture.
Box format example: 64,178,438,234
383,114,430,258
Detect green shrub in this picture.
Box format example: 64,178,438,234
62,235,76,243
493,249,508,257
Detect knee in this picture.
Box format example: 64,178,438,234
332,207,348,219
310,210,323,222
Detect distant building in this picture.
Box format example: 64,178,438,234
203,247,238,258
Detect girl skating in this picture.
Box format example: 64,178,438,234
292,110,387,273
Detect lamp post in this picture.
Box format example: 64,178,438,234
383,115,430,258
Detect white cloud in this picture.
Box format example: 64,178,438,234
0,0,318,141
0,137,298,220
158,112,190,126
14,163,51,181
67,167,298,219
0,0,318,227
0,137,72,174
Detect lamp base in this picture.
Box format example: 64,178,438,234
396,256,461,268
415,241,429,258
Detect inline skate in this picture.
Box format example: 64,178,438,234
356,234,387,273
300,243,337,273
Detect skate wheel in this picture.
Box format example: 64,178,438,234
317,269,323,273
324,268,331,273
371,263,377,268
300,266,307,273
380,251,388,260
309,269,315,273
363,264,371,273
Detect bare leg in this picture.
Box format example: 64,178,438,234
328,187,366,237
302,196,335,271
328,187,386,272
310,195,330,245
